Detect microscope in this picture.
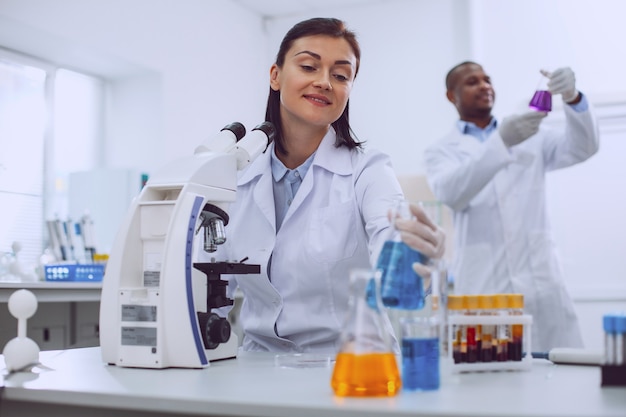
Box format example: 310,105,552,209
99,122,274,369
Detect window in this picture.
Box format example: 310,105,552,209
49,69,104,227
0,47,103,272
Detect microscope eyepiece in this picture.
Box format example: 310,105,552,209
195,121,246,154
252,121,276,146
221,122,246,142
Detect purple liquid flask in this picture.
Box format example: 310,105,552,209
529,72,551,112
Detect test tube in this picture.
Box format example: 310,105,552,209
493,294,510,362
464,295,479,363
603,314,616,365
478,295,495,363
508,294,524,362
447,295,464,363
615,314,626,366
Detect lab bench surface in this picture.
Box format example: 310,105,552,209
1,347,625,417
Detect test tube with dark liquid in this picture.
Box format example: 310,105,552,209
464,295,479,363
508,293,524,361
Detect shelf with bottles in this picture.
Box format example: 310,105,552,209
447,313,533,373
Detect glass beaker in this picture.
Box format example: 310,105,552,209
331,269,401,397
529,73,552,112
376,199,426,310
400,314,440,391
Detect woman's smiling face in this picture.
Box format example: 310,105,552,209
270,34,357,129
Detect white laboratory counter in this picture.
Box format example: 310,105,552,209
0,347,624,417
0,282,102,303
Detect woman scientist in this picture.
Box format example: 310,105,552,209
208,17,445,353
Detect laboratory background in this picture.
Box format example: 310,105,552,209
0,0,625,352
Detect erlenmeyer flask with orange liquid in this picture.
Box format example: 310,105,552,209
529,70,552,112
331,269,401,397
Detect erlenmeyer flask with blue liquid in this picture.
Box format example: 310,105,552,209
376,199,426,310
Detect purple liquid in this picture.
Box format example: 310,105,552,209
529,90,551,112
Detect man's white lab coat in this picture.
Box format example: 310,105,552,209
425,104,599,351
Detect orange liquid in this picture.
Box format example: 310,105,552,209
331,352,401,397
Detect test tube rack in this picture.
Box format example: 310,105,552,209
447,314,533,373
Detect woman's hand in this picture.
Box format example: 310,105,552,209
394,202,445,278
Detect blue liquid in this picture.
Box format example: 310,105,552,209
376,240,426,309
401,337,440,391
365,278,380,311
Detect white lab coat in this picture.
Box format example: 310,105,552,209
210,129,403,353
425,104,599,351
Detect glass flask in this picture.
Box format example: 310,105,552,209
529,73,552,112
376,199,426,310
331,269,401,397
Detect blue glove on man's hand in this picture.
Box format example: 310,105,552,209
541,67,578,103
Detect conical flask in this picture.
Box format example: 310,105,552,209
331,269,401,397
529,72,552,112
376,199,426,309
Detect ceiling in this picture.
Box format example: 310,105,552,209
231,0,386,18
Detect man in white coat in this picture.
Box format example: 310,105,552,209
424,61,599,351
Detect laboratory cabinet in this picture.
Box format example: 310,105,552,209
0,283,102,350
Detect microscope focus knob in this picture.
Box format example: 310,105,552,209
209,315,231,344
198,312,231,349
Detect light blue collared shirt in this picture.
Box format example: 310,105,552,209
271,150,315,231
456,117,498,142
456,93,589,141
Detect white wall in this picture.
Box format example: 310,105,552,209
471,0,626,115
0,0,269,174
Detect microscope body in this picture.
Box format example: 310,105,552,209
100,123,273,369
